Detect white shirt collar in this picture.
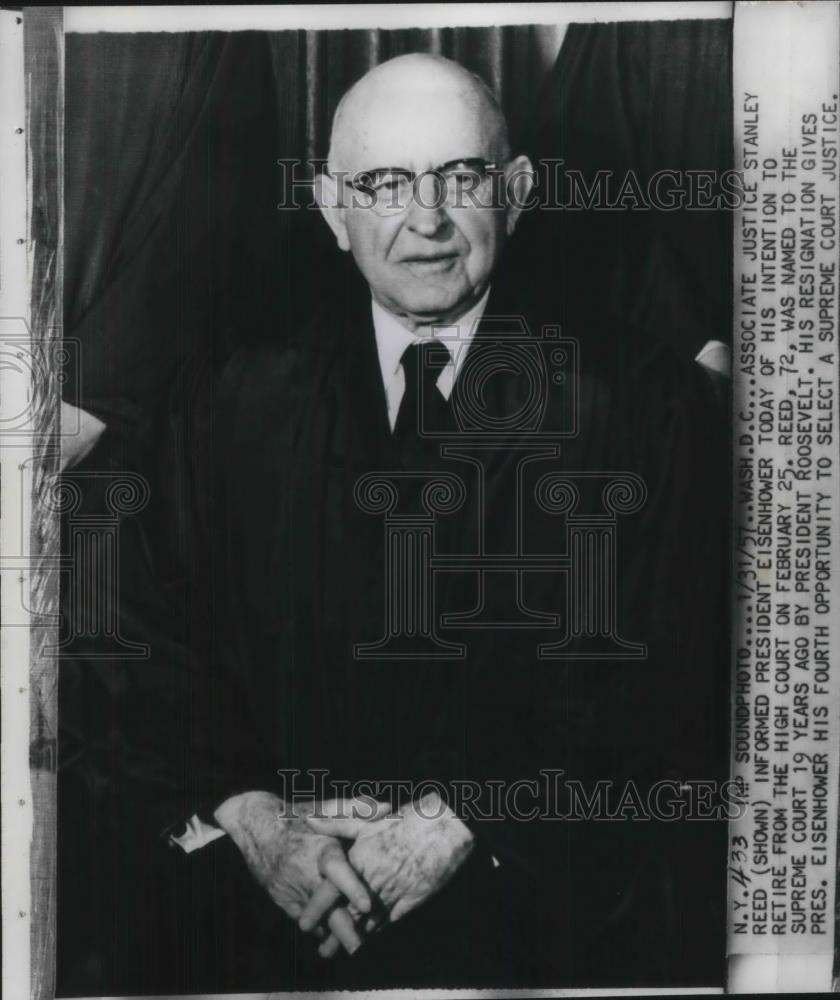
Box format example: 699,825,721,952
371,288,491,428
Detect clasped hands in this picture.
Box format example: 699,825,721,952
213,789,474,958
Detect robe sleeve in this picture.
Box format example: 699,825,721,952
159,345,304,831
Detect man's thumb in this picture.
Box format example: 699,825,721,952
305,815,362,838
355,795,393,821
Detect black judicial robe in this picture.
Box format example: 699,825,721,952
57,269,730,993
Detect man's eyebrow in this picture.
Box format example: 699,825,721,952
353,159,496,179
436,158,498,171
355,166,414,177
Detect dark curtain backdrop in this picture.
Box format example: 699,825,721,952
64,20,732,442
285,25,558,162
64,32,280,437
531,19,733,361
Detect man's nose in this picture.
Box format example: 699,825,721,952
404,173,447,236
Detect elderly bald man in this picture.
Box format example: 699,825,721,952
58,53,729,995
195,51,725,988
209,50,538,971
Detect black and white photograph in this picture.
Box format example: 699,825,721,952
1,3,838,998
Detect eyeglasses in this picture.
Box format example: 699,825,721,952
341,158,502,216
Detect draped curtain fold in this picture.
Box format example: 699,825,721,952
64,20,732,435
292,25,562,162
531,19,733,360
65,31,280,434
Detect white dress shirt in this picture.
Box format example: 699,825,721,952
372,288,491,430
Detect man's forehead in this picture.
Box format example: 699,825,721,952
334,87,495,172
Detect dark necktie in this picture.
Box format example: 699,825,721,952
393,339,451,466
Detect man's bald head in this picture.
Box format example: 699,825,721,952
327,53,510,174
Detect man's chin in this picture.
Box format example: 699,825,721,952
388,290,476,325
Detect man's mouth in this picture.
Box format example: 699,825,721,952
399,253,459,273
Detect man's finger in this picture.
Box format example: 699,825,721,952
308,812,402,838
356,796,393,821
327,906,362,955
306,814,365,838
318,909,376,959
298,880,341,933
318,913,377,958
318,933,341,959
389,897,414,923
317,796,392,821
318,843,372,913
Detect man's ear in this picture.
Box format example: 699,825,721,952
314,172,351,251
503,155,535,236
